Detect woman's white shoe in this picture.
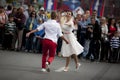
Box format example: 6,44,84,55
75,63,81,71
63,67,69,72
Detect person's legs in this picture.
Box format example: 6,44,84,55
56,37,62,56
94,40,101,60
29,34,34,51
72,54,81,70
7,34,13,49
64,57,71,71
17,29,23,50
38,39,42,53
100,40,104,61
82,39,90,57
86,40,93,59
113,48,118,63
47,41,57,64
42,39,49,68
11,33,17,50
2,34,8,49
108,48,113,63
72,54,79,65
42,39,57,68
44,40,57,72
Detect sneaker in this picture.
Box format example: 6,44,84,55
41,68,47,72
46,62,50,72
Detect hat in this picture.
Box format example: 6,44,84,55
77,11,82,15
22,5,28,10
40,7,44,11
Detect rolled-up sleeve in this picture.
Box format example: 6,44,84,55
37,23,45,31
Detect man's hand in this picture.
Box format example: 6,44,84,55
26,32,30,37
17,18,21,21
36,36,42,39
61,36,69,44
65,40,69,44
88,28,93,32
26,29,38,38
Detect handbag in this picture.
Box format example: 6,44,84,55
103,36,109,42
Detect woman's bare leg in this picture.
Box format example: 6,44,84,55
64,57,71,71
72,54,80,68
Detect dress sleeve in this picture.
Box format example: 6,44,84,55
65,20,74,28
57,24,63,37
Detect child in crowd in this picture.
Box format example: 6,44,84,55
2,14,16,50
109,31,120,63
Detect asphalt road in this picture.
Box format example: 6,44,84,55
0,50,120,80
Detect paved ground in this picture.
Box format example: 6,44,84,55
0,50,120,80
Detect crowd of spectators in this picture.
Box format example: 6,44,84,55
0,4,120,63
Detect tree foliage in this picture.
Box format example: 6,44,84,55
6,0,18,3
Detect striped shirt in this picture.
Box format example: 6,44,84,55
110,36,120,48
4,22,16,35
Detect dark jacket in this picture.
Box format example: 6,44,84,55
86,21,101,40
15,13,26,30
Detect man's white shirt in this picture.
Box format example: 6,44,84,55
37,20,63,43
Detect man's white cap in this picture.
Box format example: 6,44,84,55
40,7,44,11
77,11,83,15
22,5,28,10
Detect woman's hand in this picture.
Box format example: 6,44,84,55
64,23,71,27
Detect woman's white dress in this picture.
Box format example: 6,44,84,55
61,20,84,57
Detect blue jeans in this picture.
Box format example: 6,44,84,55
25,33,34,51
86,39,101,60
82,39,90,57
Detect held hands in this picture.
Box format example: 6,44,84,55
88,28,93,32
14,17,21,21
17,18,21,21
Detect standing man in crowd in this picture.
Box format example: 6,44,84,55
15,7,26,51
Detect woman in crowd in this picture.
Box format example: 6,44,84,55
107,18,117,62
25,11,38,52
100,17,109,61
